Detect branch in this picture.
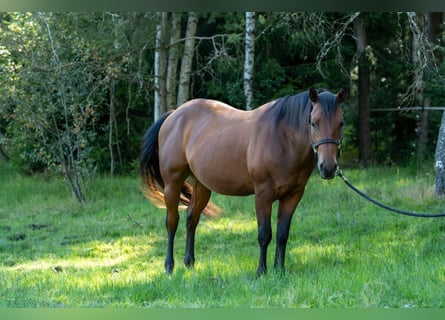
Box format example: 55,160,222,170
127,214,144,228
316,12,360,77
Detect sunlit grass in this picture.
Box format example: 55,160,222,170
1,160,445,307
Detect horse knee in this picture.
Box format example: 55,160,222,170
258,225,272,247
276,228,290,246
165,213,179,233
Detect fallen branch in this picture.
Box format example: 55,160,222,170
127,213,144,228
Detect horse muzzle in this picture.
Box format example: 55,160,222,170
318,160,338,179
310,137,342,179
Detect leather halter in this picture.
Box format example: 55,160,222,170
308,124,344,155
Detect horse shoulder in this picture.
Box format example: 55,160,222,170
247,118,315,198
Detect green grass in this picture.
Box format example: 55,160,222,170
1,160,445,307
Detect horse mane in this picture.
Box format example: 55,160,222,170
268,88,338,131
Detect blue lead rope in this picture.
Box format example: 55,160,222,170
336,168,445,218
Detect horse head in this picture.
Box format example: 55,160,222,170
308,87,347,179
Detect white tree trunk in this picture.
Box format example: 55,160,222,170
166,12,181,111
244,12,255,111
154,12,168,122
436,111,445,196
177,12,197,106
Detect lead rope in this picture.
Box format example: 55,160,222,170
335,167,445,218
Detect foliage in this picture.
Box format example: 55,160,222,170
1,12,444,199
1,160,445,307
0,13,156,200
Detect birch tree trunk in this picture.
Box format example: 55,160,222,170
166,12,181,111
244,12,255,110
154,12,168,122
177,12,197,106
436,111,445,196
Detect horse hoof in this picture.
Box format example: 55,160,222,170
184,256,195,268
256,267,267,277
165,262,174,274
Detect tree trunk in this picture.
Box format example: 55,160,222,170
166,12,181,111
415,13,442,165
431,12,444,195
435,111,445,196
417,98,430,165
354,14,372,166
244,12,255,111
177,12,198,106
412,12,427,164
154,12,168,122
109,80,115,177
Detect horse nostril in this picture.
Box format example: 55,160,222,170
319,161,337,179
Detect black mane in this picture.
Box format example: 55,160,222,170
268,88,338,131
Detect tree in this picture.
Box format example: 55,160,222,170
166,12,181,111
2,12,445,188
436,111,445,196
244,12,255,110
0,12,157,198
410,13,440,165
154,12,168,121
429,13,445,196
177,12,198,106
354,13,373,166
5,13,101,201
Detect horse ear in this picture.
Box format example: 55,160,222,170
309,87,318,103
336,88,348,104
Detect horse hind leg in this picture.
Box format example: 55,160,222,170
184,179,211,268
163,174,188,274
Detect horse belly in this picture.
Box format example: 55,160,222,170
193,167,254,196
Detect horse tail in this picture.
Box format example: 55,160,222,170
140,111,172,208
178,181,223,218
140,111,222,218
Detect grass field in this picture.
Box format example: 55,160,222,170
1,160,445,307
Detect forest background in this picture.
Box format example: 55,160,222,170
0,12,445,201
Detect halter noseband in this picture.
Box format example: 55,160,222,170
308,124,344,155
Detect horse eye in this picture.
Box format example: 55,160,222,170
311,120,316,128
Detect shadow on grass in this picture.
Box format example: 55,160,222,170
2,163,445,306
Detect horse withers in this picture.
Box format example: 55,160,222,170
141,87,346,275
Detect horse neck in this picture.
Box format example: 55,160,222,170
253,105,315,166
279,121,314,162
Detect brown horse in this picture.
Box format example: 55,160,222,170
141,87,346,275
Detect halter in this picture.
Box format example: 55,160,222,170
308,124,344,156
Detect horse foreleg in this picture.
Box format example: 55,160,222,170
274,193,301,273
163,182,183,274
255,189,273,276
184,180,211,268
